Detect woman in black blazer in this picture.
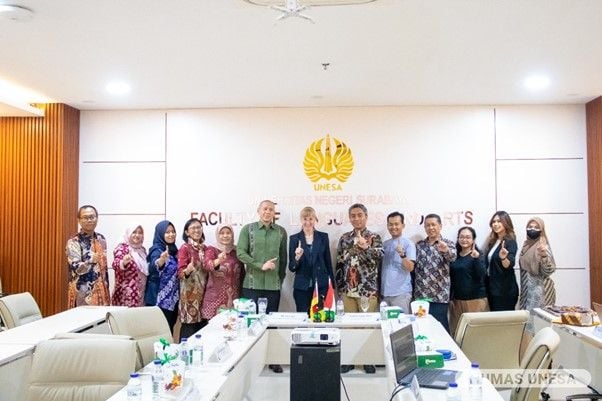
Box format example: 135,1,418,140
288,207,335,314
484,210,519,311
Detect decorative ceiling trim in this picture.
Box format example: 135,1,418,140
243,0,378,6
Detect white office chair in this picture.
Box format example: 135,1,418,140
454,310,530,371
27,337,136,401
107,306,173,369
508,327,560,401
0,291,43,329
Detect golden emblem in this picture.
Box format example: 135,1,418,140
303,135,354,183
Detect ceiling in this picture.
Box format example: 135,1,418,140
1,0,601,116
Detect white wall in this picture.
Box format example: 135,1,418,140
79,105,589,309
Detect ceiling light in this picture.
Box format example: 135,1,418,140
523,75,550,91
0,4,34,22
106,81,131,96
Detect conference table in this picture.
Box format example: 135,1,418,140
533,308,602,391
0,305,124,401
108,312,503,401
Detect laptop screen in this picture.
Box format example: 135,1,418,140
390,324,417,383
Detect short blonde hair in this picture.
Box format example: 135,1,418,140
300,206,318,222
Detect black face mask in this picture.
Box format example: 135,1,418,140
526,229,541,240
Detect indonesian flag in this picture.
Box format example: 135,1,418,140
310,282,321,321
324,278,335,311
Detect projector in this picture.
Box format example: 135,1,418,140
291,327,341,345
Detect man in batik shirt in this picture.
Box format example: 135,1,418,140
336,203,383,374
414,213,457,333
65,205,110,307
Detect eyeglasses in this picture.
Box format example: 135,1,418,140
458,235,473,240
79,216,97,221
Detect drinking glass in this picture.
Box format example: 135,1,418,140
360,296,369,313
258,297,268,315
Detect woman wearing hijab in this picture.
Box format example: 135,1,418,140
483,210,519,311
202,224,244,320
177,218,208,339
112,224,148,307
519,217,556,335
144,220,179,333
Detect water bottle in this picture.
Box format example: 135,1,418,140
336,298,345,317
180,337,189,367
126,372,142,401
191,334,204,367
151,359,162,398
379,301,388,320
237,313,247,339
469,362,483,401
446,382,460,401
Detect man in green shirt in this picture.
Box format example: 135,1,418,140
237,199,287,372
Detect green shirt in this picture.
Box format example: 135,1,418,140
236,221,288,290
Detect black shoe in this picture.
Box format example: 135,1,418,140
269,364,283,373
341,364,355,373
364,364,376,374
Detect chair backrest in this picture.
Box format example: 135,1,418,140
593,301,602,316
509,327,560,401
106,306,173,369
27,337,136,401
454,310,530,370
53,332,133,341
0,292,42,329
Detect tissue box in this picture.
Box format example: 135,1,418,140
384,306,402,319
416,352,444,368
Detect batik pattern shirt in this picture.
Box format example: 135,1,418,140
157,255,179,311
66,231,110,307
201,246,244,319
414,237,457,303
177,243,207,324
111,243,147,307
335,229,383,298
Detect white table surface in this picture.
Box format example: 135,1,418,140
534,308,602,390
0,343,31,365
107,312,503,401
534,308,602,348
107,312,268,401
382,315,503,401
0,305,123,345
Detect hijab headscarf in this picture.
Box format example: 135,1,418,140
215,224,235,254
149,220,178,259
520,217,554,275
124,224,149,276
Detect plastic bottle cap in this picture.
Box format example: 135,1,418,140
471,362,480,368
449,382,458,388
195,334,202,339
181,338,188,342
130,373,139,378
153,359,161,365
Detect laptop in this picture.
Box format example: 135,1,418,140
389,324,458,389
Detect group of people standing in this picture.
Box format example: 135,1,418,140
66,205,244,340
65,202,557,373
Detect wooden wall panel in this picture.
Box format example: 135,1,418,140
0,103,79,316
586,96,602,305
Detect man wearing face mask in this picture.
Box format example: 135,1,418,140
518,217,556,337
